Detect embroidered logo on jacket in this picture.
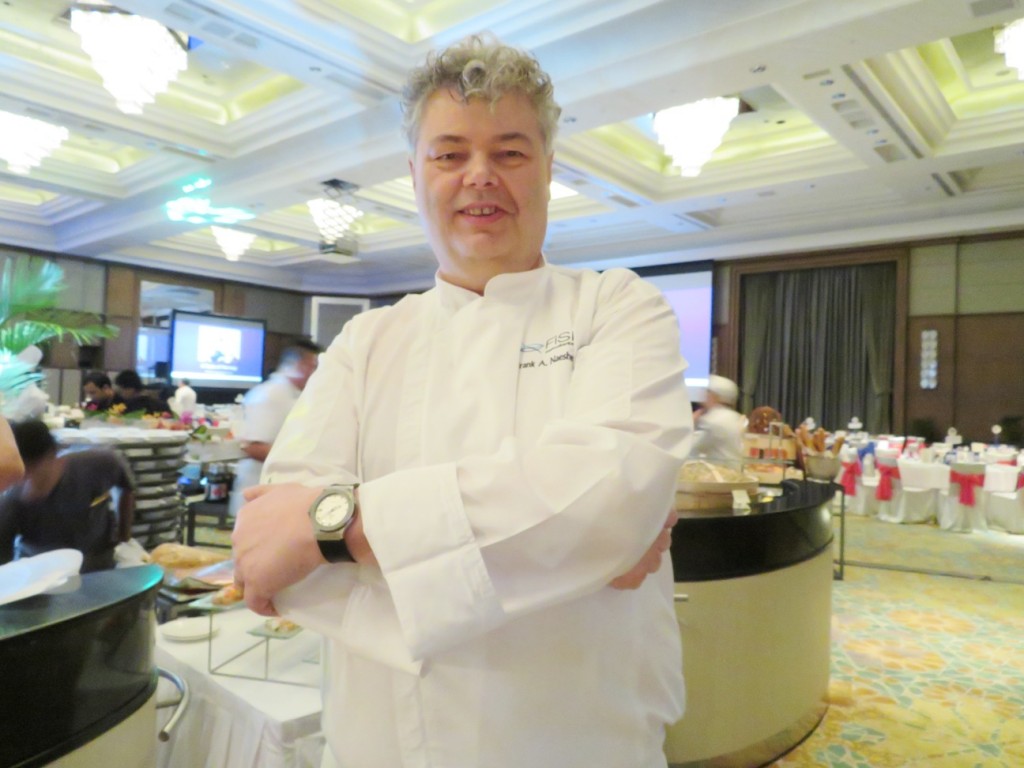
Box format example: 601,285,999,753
520,331,574,368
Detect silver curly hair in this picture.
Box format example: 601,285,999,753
401,33,562,154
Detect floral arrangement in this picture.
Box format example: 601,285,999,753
81,401,222,440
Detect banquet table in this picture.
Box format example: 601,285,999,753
876,459,1023,532
155,607,325,768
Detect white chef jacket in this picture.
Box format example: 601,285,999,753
173,383,197,414
270,264,693,768
228,372,301,516
689,405,746,469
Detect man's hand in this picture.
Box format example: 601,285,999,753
609,509,677,590
232,483,324,616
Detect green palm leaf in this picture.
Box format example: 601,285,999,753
0,256,119,356
0,256,65,323
0,357,42,400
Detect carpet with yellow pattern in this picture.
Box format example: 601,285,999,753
775,516,1024,767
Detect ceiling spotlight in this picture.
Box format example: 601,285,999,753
0,111,69,174
653,97,740,177
70,3,189,114
995,19,1024,80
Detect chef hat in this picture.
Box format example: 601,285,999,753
707,375,738,405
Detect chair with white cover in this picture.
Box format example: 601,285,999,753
837,447,865,515
888,459,945,524
985,464,1024,534
939,462,987,532
869,449,901,520
853,453,878,517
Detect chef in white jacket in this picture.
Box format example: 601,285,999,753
233,33,693,768
689,375,747,469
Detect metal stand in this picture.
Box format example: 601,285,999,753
831,481,846,581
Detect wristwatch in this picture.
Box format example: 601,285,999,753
309,485,359,563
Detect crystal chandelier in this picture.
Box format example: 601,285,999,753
995,19,1024,80
652,97,740,177
211,226,255,262
70,4,189,114
0,111,70,175
308,180,364,254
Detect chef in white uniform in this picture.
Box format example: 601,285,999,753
228,339,321,517
689,375,747,469
233,33,693,768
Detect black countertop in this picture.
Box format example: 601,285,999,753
671,480,835,582
0,565,163,768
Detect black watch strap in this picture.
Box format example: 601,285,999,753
317,536,355,563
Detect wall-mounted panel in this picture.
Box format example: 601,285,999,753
959,239,1024,315
908,245,956,317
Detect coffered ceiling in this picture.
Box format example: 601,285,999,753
2,0,1024,295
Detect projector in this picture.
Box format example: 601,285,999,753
319,237,357,257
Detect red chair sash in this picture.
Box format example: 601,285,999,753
1018,472,1024,491
949,471,985,506
876,465,900,501
840,461,860,496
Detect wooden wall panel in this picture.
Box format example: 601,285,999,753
954,313,1024,442
103,316,138,372
105,266,137,317
221,284,247,317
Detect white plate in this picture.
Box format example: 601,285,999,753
0,549,84,607
161,615,219,642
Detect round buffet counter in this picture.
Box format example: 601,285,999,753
0,565,163,768
665,480,835,767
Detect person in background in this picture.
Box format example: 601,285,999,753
81,370,122,411
114,369,166,414
227,339,322,517
172,378,197,415
231,34,690,768
0,416,25,491
0,420,136,572
689,374,747,468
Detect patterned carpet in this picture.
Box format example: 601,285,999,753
774,516,1024,767
839,513,1024,584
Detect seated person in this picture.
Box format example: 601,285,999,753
0,416,25,491
114,369,167,414
81,370,124,412
0,420,136,572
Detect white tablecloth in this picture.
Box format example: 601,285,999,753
155,608,325,768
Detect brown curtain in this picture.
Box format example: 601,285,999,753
738,263,896,432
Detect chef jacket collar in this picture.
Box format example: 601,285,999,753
434,256,550,311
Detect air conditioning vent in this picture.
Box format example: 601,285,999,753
969,0,1017,18
606,194,640,208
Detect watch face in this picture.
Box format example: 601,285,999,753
315,493,353,531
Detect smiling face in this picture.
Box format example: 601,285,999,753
410,88,553,293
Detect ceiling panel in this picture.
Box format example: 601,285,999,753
1,0,1024,294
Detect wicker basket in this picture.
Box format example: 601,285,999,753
676,462,759,514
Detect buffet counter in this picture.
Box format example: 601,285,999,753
0,565,163,768
665,480,834,767
155,608,324,768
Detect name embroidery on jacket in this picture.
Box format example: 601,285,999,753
520,331,574,369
